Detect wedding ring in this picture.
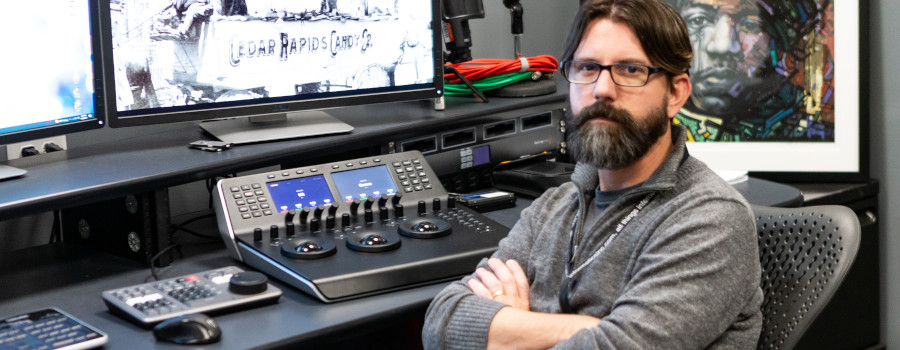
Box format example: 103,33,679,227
491,289,506,298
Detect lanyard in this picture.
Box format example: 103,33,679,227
564,191,656,279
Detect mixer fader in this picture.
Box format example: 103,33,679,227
214,151,510,302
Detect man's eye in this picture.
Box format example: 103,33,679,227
576,63,598,72
739,16,763,34
615,64,644,75
684,14,712,29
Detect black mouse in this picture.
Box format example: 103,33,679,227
153,313,222,345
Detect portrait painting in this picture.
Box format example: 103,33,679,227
662,0,865,178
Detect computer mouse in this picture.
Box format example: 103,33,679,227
153,313,222,345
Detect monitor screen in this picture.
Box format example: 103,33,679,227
0,0,105,146
98,0,443,144
331,165,398,203
267,174,334,213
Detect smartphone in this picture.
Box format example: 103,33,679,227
0,307,109,349
189,140,233,152
457,190,517,212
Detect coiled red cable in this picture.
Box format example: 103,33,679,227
443,55,559,84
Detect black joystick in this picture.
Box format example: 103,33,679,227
326,215,336,230
299,208,310,225
253,227,263,242
328,203,339,216
433,198,441,211
350,199,360,215
392,192,403,205
447,195,457,208
314,204,325,220
379,206,389,221
310,217,320,232
285,222,295,237
364,209,374,223
418,200,427,215
269,225,279,240
364,197,375,210
342,213,351,227
394,203,404,218
229,271,269,295
285,209,296,223
378,194,389,208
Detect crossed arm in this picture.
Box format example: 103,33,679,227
467,258,601,350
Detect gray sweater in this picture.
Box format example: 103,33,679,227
423,126,763,349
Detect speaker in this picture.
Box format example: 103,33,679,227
61,190,172,266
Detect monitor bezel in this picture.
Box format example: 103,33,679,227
96,0,445,129
0,0,106,146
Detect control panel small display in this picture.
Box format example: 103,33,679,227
267,175,334,213
331,165,398,203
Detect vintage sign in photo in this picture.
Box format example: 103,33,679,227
109,0,436,112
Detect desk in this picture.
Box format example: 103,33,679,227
0,177,802,349
0,77,805,347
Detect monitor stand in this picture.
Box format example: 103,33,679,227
199,110,354,145
0,165,27,181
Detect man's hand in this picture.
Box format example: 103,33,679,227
467,258,530,311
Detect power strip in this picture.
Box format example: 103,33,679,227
5,135,67,160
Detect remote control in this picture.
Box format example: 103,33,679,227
101,266,281,327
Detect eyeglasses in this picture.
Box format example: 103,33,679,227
560,60,665,87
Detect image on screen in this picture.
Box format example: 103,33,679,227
105,0,437,117
0,0,102,140
331,165,398,203
267,175,334,213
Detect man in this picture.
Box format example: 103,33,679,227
663,0,832,141
422,0,763,348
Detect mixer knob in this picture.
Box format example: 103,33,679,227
253,228,263,242
285,222,295,237
433,198,441,211
364,197,375,210
364,209,374,224
310,217,320,232
326,215,336,230
394,203,404,218
392,192,403,205
342,213,351,228
378,194,389,207
299,207,310,224
379,206,389,221
350,199,360,215
328,203,339,216
418,200,427,215
270,225,279,240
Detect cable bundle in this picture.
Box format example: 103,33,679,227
443,55,559,95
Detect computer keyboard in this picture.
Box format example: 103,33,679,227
0,307,108,350
101,266,282,327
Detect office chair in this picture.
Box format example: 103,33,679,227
753,204,861,350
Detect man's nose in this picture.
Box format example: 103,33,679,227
706,15,741,55
592,69,617,101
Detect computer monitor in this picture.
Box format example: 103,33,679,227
98,0,444,145
0,0,106,180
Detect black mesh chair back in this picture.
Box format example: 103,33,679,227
754,205,861,350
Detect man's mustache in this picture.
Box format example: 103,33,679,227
574,101,635,128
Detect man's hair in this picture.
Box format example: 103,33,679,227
560,0,693,79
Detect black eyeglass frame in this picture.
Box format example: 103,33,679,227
560,60,667,87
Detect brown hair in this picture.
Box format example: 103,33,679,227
560,0,693,79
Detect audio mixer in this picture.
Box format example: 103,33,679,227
214,151,510,302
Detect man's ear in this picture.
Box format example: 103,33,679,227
667,73,692,118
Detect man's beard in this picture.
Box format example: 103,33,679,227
567,98,670,170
